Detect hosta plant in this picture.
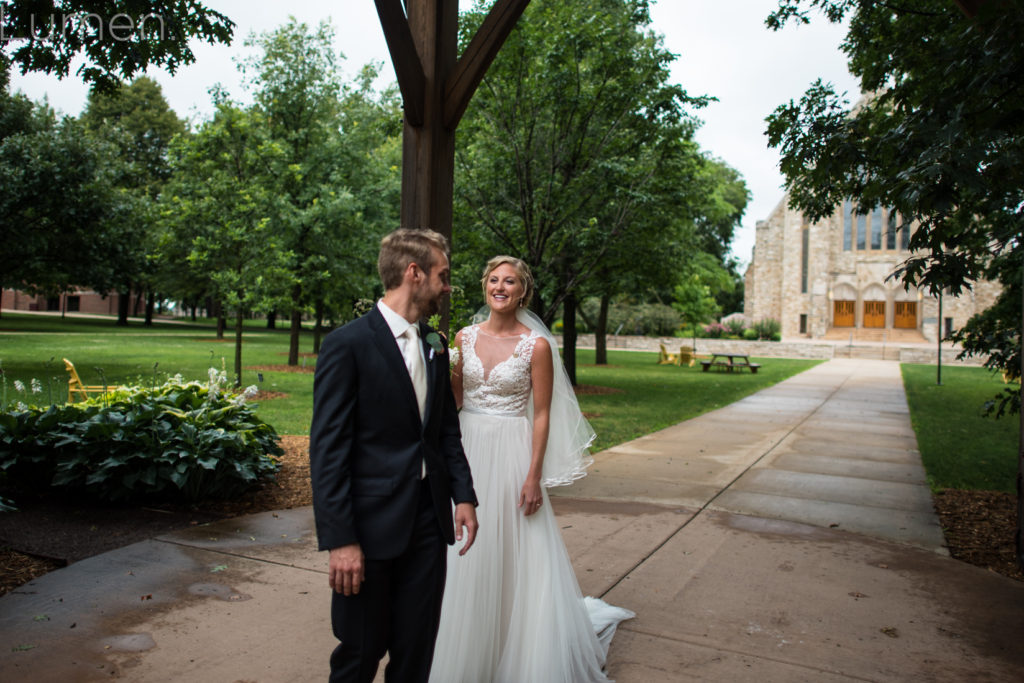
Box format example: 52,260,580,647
0,375,283,504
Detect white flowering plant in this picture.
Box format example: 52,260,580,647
0,369,282,504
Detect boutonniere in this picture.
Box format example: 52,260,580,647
425,332,444,360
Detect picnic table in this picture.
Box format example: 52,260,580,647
700,352,761,374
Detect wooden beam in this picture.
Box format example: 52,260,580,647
953,0,989,18
399,0,459,234
444,0,531,130
375,0,426,126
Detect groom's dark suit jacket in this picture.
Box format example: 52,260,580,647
309,307,476,559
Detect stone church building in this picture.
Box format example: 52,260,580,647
744,195,1000,343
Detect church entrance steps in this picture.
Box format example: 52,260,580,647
823,327,927,344
832,345,900,361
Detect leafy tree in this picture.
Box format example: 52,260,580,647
306,63,403,350
0,56,50,138
160,99,291,384
81,76,186,325
81,76,184,191
1,65,134,308
692,156,750,264
242,19,399,363
455,0,708,382
763,0,1023,566
578,134,707,364
690,156,749,315
0,0,233,91
673,252,734,352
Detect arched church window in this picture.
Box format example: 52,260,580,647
843,200,853,251
871,207,883,249
886,210,898,250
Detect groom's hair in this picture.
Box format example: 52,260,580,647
378,228,450,290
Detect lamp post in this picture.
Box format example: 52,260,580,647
936,290,942,386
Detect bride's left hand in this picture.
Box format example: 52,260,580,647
519,478,544,516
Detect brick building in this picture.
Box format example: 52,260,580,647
744,194,1001,342
1,288,142,316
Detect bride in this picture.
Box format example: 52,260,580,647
430,256,633,683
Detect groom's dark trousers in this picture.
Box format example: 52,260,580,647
309,307,476,683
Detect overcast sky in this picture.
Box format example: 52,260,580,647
9,0,861,268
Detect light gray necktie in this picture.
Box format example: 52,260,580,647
403,325,427,421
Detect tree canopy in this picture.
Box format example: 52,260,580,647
0,63,133,300
764,0,1023,566
765,0,1021,392
454,0,720,379
81,76,185,324
241,18,401,363
0,0,233,91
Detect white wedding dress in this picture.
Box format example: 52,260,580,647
430,325,634,683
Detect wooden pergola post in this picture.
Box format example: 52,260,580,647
374,0,531,241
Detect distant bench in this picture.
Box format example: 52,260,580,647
700,352,761,374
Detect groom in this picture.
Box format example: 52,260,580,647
310,228,478,683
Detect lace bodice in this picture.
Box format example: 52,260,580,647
460,325,540,416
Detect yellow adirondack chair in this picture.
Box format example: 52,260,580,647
676,347,696,367
63,358,119,402
658,344,677,365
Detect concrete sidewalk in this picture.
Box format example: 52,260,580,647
2,359,1022,681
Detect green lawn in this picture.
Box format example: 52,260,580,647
574,351,820,452
0,313,316,434
1,313,822,447
901,363,1019,492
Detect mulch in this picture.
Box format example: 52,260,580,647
2,438,1022,596
247,364,315,374
573,384,624,395
932,488,1023,581
253,391,289,400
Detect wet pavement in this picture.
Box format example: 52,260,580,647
2,358,1022,681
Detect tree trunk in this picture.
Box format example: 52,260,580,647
190,302,197,322
313,298,325,355
234,307,244,387
144,290,155,326
563,292,578,386
117,291,130,326
1016,255,1023,570
288,285,303,366
595,294,609,365
132,288,144,318
213,300,225,339
267,311,276,329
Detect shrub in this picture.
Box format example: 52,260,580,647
634,304,681,336
725,318,747,337
751,318,782,341
702,322,727,338
0,374,283,504
579,299,681,337
742,327,759,341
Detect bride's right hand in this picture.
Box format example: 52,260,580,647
519,478,543,516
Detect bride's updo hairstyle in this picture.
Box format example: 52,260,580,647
482,255,534,309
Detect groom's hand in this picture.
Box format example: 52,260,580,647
329,544,365,595
454,502,479,556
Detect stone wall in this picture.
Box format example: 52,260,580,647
560,334,985,365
